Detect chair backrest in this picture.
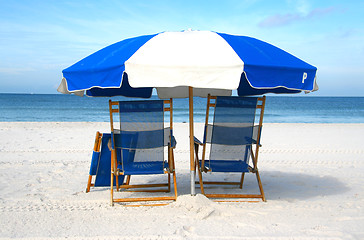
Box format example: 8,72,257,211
109,99,173,167
203,95,265,163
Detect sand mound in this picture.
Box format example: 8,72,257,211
170,194,219,219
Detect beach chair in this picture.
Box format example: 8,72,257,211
86,131,124,192
194,95,266,201
109,99,177,206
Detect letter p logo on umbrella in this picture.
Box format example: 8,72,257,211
302,72,307,83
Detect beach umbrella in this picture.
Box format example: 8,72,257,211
58,30,318,195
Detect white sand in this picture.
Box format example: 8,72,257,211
0,122,363,239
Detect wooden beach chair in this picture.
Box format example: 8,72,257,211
86,132,124,192
194,95,266,201
109,99,177,206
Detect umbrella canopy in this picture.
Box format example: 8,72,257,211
58,30,317,98
58,30,318,195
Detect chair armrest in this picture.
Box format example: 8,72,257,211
194,136,203,146
252,139,262,147
170,135,177,148
245,137,262,147
193,137,202,162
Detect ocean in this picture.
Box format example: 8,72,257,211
0,93,363,123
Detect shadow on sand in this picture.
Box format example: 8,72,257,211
174,170,350,201
85,170,349,202
261,171,350,201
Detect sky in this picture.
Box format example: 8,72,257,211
0,0,363,96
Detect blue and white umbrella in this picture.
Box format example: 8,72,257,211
58,30,317,98
58,30,318,195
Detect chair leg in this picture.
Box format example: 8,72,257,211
117,175,129,192
196,165,205,194
116,174,120,191
126,175,131,185
110,172,114,206
110,149,115,206
86,175,93,193
239,173,245,189
87,131,101,193
173,171,178,200
255,170,266,202
167,173,171,192
171,148,177,199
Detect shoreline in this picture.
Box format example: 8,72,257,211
2,121,364,123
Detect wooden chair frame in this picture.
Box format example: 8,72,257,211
86,131,103,193
109,99,177,206
194,95,266,202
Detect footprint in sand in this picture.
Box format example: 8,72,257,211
36,177,45,183
183,225,195,233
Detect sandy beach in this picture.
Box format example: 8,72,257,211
0,122,363,239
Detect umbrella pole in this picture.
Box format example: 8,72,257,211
189,87,196,196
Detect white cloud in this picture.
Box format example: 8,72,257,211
296,0,310,15
258,6,336,28
0,67,35,75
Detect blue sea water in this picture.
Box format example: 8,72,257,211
0,93,364,123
